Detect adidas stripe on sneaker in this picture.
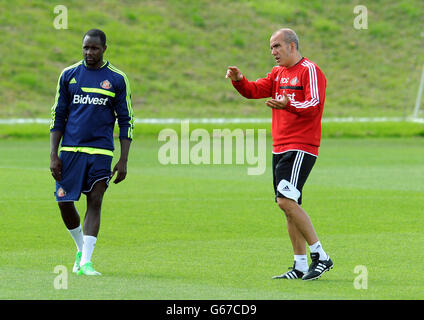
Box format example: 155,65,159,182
302,252,333,281
273,262,306,280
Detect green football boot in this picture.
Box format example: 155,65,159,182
77,262,101,276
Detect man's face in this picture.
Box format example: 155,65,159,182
82,35,106,67
270,33,293,67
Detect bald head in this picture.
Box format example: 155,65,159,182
270,28,302,67
272,28,299,51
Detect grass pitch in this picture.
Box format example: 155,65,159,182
0,134,423,299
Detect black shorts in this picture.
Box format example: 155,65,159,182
272,151,316,205
55,151,112,202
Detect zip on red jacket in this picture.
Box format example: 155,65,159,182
232,57,326,156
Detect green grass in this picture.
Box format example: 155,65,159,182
1,134,423,299
1,121,424,140
1,0,424,119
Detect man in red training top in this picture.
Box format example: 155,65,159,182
226,28,333,281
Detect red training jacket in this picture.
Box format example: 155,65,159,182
232,57,326,156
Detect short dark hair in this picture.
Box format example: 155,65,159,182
83,29,106,47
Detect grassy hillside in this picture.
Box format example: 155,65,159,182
0,0,423,119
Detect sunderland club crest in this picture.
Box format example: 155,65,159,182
290,76,299,85
100,80,112,89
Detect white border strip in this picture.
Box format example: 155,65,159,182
0,117,423,124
